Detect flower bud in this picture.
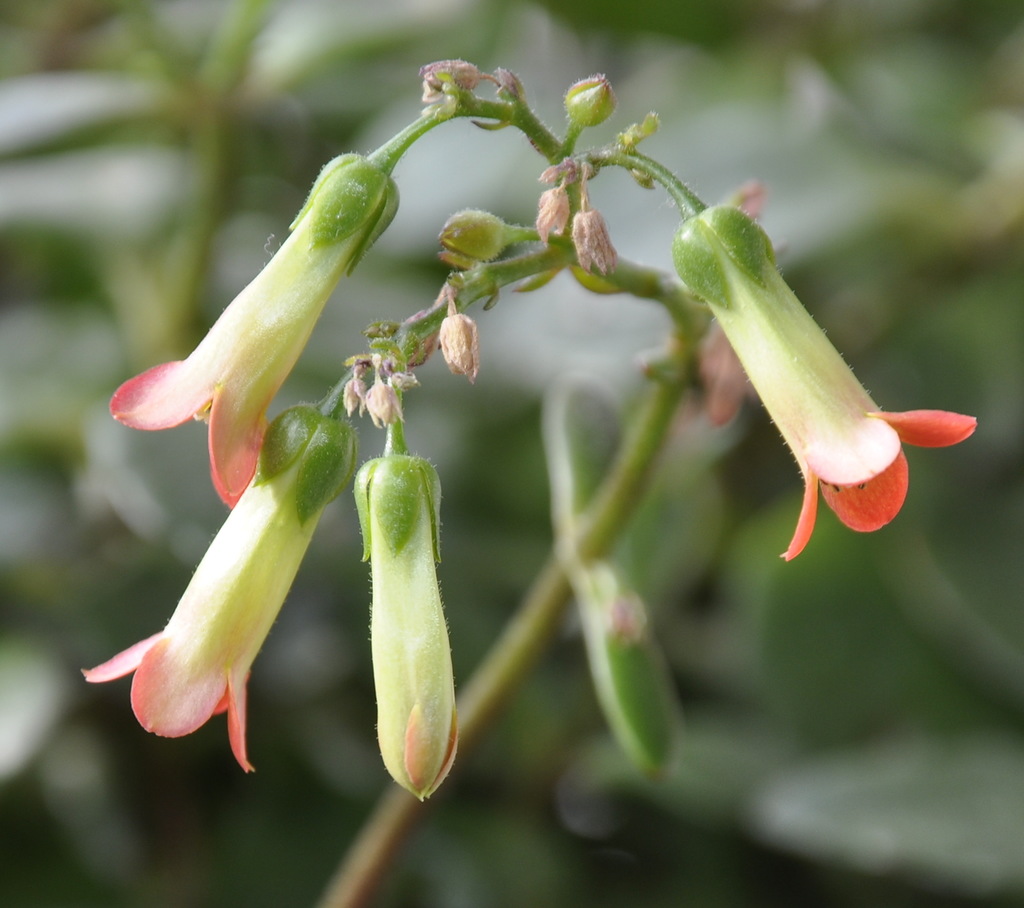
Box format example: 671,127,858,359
572,561,682,777
439,311,480,383
438,209,512,268
536,187,570,243
364,380,403,428
572,209,618,275
354,455,457,799
420,59,484,103
564,74,617,129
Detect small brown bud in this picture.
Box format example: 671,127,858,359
439,309,480,383
343,377,367,417
365,380,403,428
419,60,484,103
571,209,618,275
536,187,570,243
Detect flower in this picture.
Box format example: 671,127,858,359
84,408,358,770
111,154,397,506
354,454,458,799
672,205,977,560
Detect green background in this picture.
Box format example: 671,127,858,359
1,0,1022,905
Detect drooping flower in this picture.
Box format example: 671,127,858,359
84,408,357,770
111,154,397,506
672,205,977,560
354,453,458,799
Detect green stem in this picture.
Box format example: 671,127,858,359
455,96,564,163
315,333,692,908
368,112,451,175
589,149,707,220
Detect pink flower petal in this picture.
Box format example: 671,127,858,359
207,387,265,508
82,632,163,683
110,361,213,430
875,410,978,448
782,469,820,561
130,636,228,739
225,671,253,772
820,449,909,532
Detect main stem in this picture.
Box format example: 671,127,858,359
316,333,691,908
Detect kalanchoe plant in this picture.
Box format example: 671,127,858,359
110,154,397,506
82,53,980,907
672,205,977,559
84,407,358,769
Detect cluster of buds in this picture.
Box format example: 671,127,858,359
536,158,618,274
343,354,417,428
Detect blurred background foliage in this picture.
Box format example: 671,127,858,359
1,0,1023,906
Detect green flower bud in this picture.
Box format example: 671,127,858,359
291,154,399,267
573,561,682,777
257,407,358,525
564,75,617,129
354,455,456,799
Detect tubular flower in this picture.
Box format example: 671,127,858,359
354,454,458,800
111,154,397,506
84,408,358,770
672,205,977,560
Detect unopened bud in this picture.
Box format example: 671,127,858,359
572,209,618,274
536,187,570,243
343,377,367,417
354,455,458,799
564,74,617,129
439,309,480,383
364,380,403,428
439,209,511,267
420,60,484,103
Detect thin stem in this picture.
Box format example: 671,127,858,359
589,148,707,220
315,334,692,908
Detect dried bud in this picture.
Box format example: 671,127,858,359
564,74,617,129
439,310,480,383
364,380,403,428
343,377,367,417
572,209,618,275
536,187,570,243
420,60,484,103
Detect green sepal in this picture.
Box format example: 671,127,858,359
294,418,358,525
257,407,358,525
671,205,775,308
355,455,441,561
290,154,399,256
257,406,318,482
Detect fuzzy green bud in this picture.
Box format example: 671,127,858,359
564,74,617,129
290,154,399,267
438,209,516,268
354,455,456,799
257,407,358,525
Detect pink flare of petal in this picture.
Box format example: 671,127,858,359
782,470,820,562
208,389,264,508
82,632,163,683
129,637,230,741
110,361,210,430
820,449,909,533
875,410,978,448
